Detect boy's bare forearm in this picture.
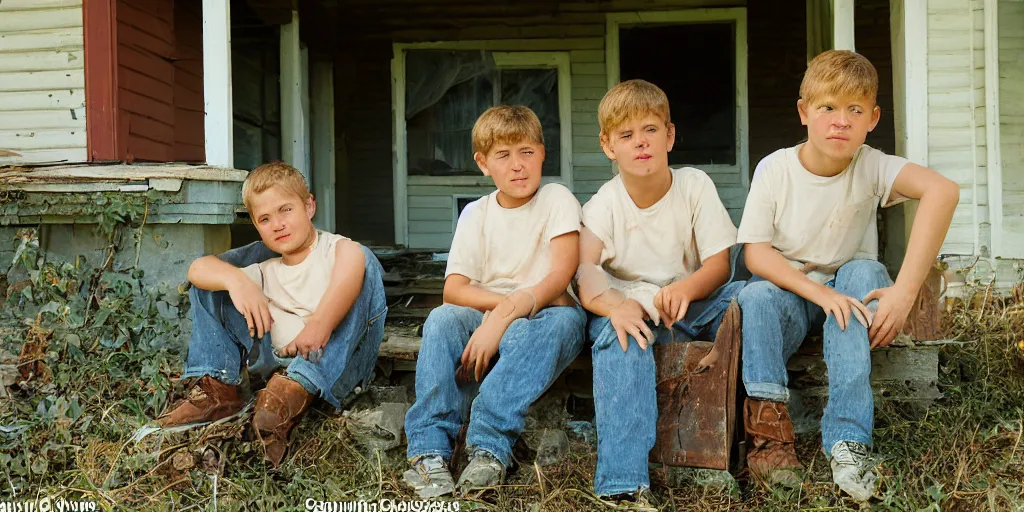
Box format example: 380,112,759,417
580,289,627,318
188,255,248,292
671,249,731,302
308,241,366,332
895,182,959,294
524,231,579,310
745,243,824,302
443,277,505,313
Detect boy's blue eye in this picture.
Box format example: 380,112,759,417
621,133,631,139
647,127,657,133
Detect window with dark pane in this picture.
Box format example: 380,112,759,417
405,50,562,177
620,23,736,166
500,68,560,176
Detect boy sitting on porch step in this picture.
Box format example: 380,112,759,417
576,79,745,508
736,50,959,501
403,105,585,498
155,162,388,468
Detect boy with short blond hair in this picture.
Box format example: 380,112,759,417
403,105,585,497
737,50,959,500
577,79,744,505
156,162,387,468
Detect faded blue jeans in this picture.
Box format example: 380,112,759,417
739,259,893,455
181,241,388,409
405,303,587,467
589,280,745,496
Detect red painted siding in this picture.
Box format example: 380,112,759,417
111,0,203,162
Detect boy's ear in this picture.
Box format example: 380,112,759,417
599,133,616,161
473,152,491,176
868,105,882,132
305,195,316,220
797,99,810,126
665,122,677,152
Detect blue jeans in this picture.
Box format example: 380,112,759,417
739,259,893,454
589,280,745,496
181,241,388,409
405,303,587,467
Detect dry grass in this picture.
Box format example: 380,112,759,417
2,278,1024,511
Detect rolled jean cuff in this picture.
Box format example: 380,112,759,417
285,370,323,403
181,366,241,386
744,382,790,402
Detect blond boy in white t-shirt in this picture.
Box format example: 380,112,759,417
155,162,387,468
737,50,959,500
403,106,586,497
576,79,744,505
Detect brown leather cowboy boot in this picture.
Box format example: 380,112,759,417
745,397,805,488
156,376,243,427
252,374,314,467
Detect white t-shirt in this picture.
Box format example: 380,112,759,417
240,231,349,350
582,168,738,323
737,144,909,284
446,183,582,296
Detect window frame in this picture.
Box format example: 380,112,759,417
392,43,573,246
605,9,749,190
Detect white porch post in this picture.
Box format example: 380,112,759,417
885,0,929,268
984,0,1004,258
832,0,856,51
281,10,310,183
202,0,233,167
311,60,336,232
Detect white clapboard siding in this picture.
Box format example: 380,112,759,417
926,0,984,255
0,3,86,165
999,0,1024,257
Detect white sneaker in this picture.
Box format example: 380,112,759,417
456,450,506,494
829,441,877,502
403,455,455,498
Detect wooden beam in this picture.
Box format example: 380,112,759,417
984,0,1004,258
311,59,336,232
83,0,120,161
280,10,310,182
831,0,855,51
202,0,234,168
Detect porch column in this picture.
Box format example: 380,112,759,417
884,0,928,269
984,0,1004,258
281,10,311,183
311,60,336,232
832,0,855,51
202,0,233,167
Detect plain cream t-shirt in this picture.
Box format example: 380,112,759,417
581,167,738,323
240,231,349,350
446,183,582,297
736,144,909,284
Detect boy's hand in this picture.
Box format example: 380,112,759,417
863,285,916,348
458,290,535,382
609,299,654,352
278,317,332,361
811,285,872,332
460,313,509,383
654,281,692,328
227,274,273,339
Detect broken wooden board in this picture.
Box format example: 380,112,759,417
0,163,247,185
785,338,951,434
650,301,742,470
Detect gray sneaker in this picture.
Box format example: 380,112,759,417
403,455,455,498
829,441,877,502
456,450,506,494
